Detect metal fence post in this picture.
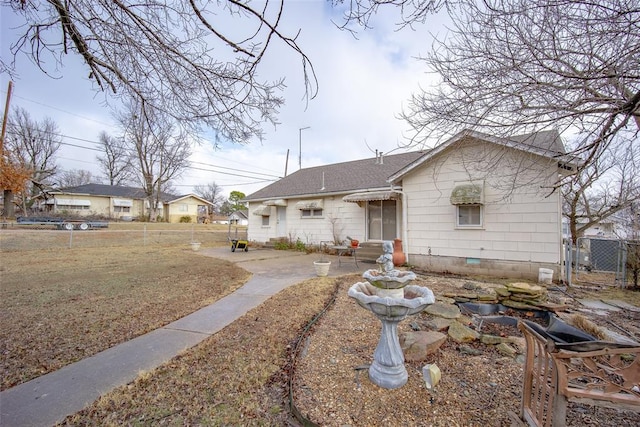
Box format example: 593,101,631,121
68,228,73,249
564,238,572,286
618,241,627,288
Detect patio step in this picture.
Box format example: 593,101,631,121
357,242,383,263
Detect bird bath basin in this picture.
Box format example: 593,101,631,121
348,242,435,389
348,281,433,319
362,269,416,290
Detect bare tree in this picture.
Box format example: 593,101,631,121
56,169,94,188
624,203,640,289
5,1,317,143
96,131,135,186
193,182,226,215
5,106,61,213
563,140,640,244
338,0,639,185
118,101,191,222
334,0,445,30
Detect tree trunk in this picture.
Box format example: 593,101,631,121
3,189,14,218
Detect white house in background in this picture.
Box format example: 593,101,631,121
228,210,249,225
244,130,578,281
35,183,212,223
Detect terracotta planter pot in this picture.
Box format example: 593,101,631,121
350,239,359,248
392,238,406,266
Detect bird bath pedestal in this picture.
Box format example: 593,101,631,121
348,268,435,389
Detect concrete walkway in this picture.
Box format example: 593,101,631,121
0,248,366,427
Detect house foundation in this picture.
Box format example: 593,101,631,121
410,254,559,282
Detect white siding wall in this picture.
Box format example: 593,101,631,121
404,143,562,266
247,197,366,245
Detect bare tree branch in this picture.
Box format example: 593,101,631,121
5,0,319,143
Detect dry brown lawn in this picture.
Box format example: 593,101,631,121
0,228,249,390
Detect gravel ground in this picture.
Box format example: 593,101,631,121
292,274,640,427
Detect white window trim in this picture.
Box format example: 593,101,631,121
300,208,323,218
456,204,484,229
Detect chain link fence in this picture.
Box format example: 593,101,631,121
572,237,629,287
0,222,240,252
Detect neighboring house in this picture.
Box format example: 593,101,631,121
244,129,577,280
562,219,617,240
228,210,249,226
34,183,212,223
164,194,213,223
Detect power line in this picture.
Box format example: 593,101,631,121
6,129,284,179
2,92,114,128
3,91,285,175
190,160,281,178
5,129,283,181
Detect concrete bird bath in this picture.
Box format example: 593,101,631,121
348,241,435,389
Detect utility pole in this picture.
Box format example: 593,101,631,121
1,80,13,154
284,148,289,176
299,126,310,170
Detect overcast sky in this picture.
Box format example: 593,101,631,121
1,1,446,198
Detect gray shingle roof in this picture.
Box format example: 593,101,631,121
246,129,567,202
245,151,425,201
510,130,565,155
55,183,176,201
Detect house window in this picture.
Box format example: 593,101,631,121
457,205,482,227
114,206,131,213
301,208,323,218
57,204,90,211
179,203,188,212
262,215,270,226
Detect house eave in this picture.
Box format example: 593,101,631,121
244,187,394,204
388,129,571,182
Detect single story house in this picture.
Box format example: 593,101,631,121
228,210,249,225
244,130,577,281
35,183,212,223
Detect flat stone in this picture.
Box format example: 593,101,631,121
477,293,498,302
494,287,511,297
436,296,457,304
425,302,461,319
400,331,447,362
423,317,454,331
495,342,518,357
448,320,480,343
506,282,544,295
480,334,513,345
501,299,543,310
457,292,479,299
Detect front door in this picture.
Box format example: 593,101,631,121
276,206,287,237
367,200,397,240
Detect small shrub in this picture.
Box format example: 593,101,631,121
179,215,192,223
294,238,306,252
274,241,289,250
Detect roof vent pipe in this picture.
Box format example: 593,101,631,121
379,152,383,164
375,149,379,164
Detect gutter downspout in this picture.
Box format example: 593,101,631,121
391,186,409,264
